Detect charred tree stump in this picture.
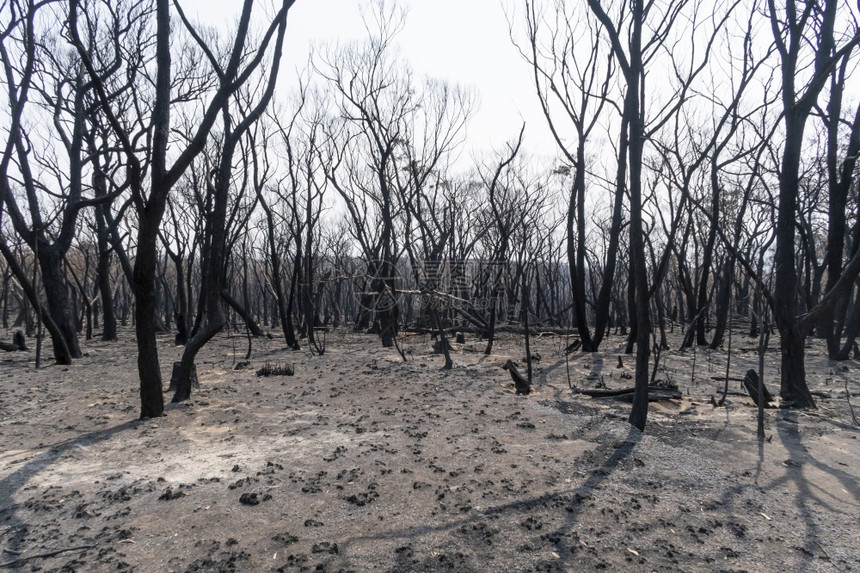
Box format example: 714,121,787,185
742,369,773,408
503,359,531,395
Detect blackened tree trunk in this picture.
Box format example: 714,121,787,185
285,248,301,348
0,235,72,363
521,2,615,350
586,0,652,430
172,3,291,401
837,288,860,358
88,138,119,341
593,119,629,351
709,258,733,348
823,74,860,356
134,220,166,417
221,290,264,337
1,268,9,330
482,127,525,355
71,0,296,416
260,194,299,348
0,2,85,363
567,153,594,350
95,201,117,341
626,17,652,432
172,254,189,345
172,127,235,401
36,244,83,359
773,117,817,408
767,0,859,407
695,178,721,346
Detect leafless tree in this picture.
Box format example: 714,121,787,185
584,0,740,429
0,0,117,363
514,0,616,351
170,8,292,403
767,0,860,407
69,0,296,417
319,2,471,350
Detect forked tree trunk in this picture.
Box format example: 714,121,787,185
709,258,734,349
591,115,629,350
259,196,298,348
37,244,82,361
567,150,595,351
0,237,72,364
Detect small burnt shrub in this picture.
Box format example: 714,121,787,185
652,378,678,391
256,362,295,377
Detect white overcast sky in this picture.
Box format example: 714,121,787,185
181,0,558,161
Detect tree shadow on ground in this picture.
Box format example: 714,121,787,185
337,425,642,571
771,411,860,569
0,419,139,563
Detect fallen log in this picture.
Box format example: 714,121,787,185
564,339,582,354
713,389,749,397
0,331,27,352
0,341,20,352
711,376,747,383
577,386,682,402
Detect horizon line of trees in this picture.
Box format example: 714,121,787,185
1,0,859,431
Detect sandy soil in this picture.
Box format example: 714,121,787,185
1,326,858,572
